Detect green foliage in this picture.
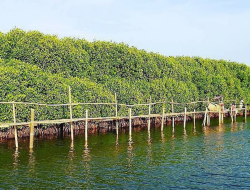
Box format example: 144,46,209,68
0,28,249,122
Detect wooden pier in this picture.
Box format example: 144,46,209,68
0,86,248,148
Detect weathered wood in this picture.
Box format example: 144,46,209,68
193,109,196,127
203,108,207,126
230,106,233,122
129,108,132,137
116,121,119,135
68,86,74,141
161,107,165,131
172,99,174,127
29,109,35,149
12,103,18,148
115,93,118,117
85,110,88,142
219,108,221,124
245,105,247,120
148,96,151,132
184,107,187,129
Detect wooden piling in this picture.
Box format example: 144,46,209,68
29,109,35,149
203,108,207,126
129,108,132,138
172,99,174,127
12,103,18,148
219,108,221,124
161,107,165,131
184,107,187,129
85,110,88,142
148,96,151,132
193,109,196,127
68,86,74,141
230,106,233,122
115,93,119,135
115,93,118,117
245,104,247,120
116,121,119,136
234,109,237,122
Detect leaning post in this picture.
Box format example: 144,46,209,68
13,103,18,148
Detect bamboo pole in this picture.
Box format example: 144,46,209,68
184,107,187,129
193,109,196,127
230,105,233,122
115,93,119,135
234,109,237,122
219,107,221,124
116,121,119,136
172,99,174,127
245,104,247,120
161,107,165,131
12,103,18,148
148,96,151,132
29,109,35,149
203,108,207,126
68,86,74,141
85,110,88,143
115,93,118,117
129,108,132,138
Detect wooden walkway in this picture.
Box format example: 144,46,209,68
0,86,247,149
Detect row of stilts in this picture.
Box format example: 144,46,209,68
11,104,248,150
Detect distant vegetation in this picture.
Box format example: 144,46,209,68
0,28,249,122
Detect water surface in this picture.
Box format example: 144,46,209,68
1,117,250,189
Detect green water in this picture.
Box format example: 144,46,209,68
1,117,250,189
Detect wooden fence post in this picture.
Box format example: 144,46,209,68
68,86,74,141
245,104,247,120
148,96,151,132
85,110,88,143
184,107,187,129
12,103,18,148
172,99,174,128
115,93,119,135
129,108,132,139
161,107,165,131
29,109,35,149
193,109,196,127
219,107,221,124
230,105,233,122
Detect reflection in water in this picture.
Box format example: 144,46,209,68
239,122,244,131
70,141,74,152
161,131,166,143
231,122,238,132
116,134,119,146
172,126,175,139
147,132,152,162
193,125,197,135
84,141,88,150
28,149,35,173
183,127,188,141
127,139,134,168
13,148,19,168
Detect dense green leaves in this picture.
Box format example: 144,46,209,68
0,28,249,122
